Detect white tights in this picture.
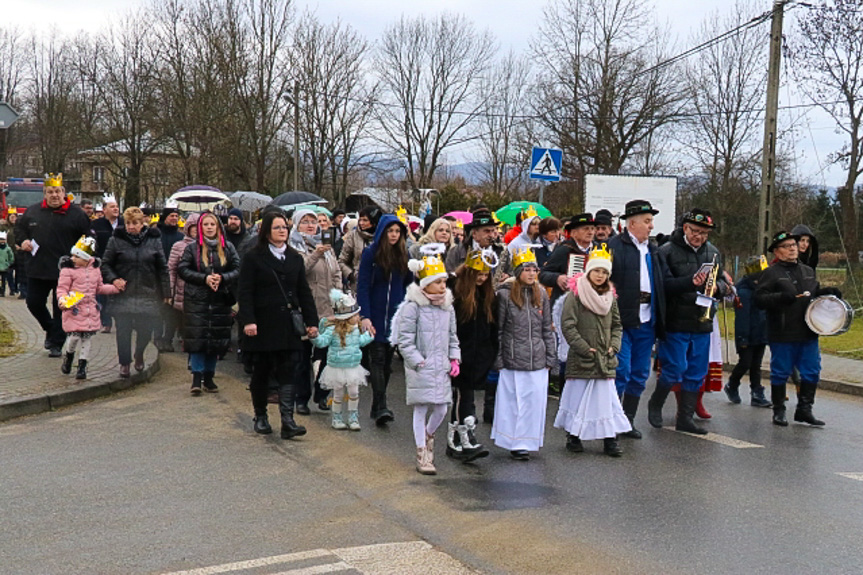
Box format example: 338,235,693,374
412,403,448,448
330,383,360,412
65,332,94,361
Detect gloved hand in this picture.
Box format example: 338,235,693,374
779,291,796,305
816,286,842,298
449,359,460,377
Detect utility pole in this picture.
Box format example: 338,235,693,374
758,1,786,254
293,79,300,192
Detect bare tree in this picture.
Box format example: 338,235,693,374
0,26,24,104
292,13,374,204
788,0,863,262
474,51,532,197
531,0,685,179
375,13,496,189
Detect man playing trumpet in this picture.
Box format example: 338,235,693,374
647,209,728,435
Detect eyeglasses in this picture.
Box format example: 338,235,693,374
271,226,288,231
775,241,797,250
684,225,710,237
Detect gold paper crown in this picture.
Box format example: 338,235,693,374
759,255,768,271
454,219,464,229
71,235,97,260
588,242,612,263
178,217,186,228
59,291,86,309
522,205,538,219
8,207,16,215
512,245,538,270
465,249,491,273
150,214,160,225
492,211,501,224
44,173,63,187
418,255,446,280
396,205,408,224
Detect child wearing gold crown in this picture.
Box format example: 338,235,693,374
492,245,557,460
553,245,630,457
392,245,461,475
57,236,120,379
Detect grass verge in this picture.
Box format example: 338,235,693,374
0,312,21,357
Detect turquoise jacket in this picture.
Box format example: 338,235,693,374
0,244,13,272
312,318,374,368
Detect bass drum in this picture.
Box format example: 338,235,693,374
805,295,854,336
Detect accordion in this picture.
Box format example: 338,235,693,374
567,253,586,277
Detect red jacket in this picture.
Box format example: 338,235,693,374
503,225,521,245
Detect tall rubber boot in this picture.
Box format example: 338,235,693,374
61,352,75,375
771,384,788,426
620,394,642,439
647,384,672,428
675,390,708,435
794,382,825,427
694,389,712,419
279,383,307,439
446,421,466,459
368,347,393,425
458,416,489,462
75,359,88,380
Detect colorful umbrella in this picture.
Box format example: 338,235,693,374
494,201,553,226
443,210,473,224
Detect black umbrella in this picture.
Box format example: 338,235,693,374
270,191,327,206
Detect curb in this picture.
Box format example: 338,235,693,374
721,362,863,398
0,356,162,423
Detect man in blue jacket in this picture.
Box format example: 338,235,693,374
608,200,666,439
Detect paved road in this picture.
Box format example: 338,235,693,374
2,352,863,574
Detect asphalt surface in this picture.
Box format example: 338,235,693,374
2,352,863,575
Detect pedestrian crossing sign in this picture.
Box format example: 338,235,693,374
530,147,563,182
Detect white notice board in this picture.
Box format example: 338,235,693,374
584,174,677,235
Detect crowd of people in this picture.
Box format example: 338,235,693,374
0,174,839,475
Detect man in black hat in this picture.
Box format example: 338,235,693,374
539,212,595,302
445,207,511,284
607,200,666,438
647,208,728,435
594,209,616,242
754,230,840,427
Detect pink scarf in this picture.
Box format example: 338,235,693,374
423,289,446,306
575,273,614,316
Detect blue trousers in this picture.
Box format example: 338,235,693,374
615,322,656,398
657,331,710,393
189,352,218,374
769,340,820,385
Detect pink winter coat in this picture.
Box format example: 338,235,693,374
168,213,199,312
57,256,120,333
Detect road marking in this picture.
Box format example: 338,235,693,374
159,541,474,575
663,427,764,448
837,472,863,482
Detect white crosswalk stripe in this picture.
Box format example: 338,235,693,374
663,427,764,448
836,472,863,482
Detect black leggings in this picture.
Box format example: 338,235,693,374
729,344,766,390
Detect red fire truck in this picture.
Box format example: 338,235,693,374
0,178,46,217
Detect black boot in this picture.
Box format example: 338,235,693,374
603,436,623,457
566,434,584,453
279,383,307,439
675,390,708,435
483,381,497,424
771,384,788,426
794,382,825,426
647,384,671,428
253,414,272,435
202,371,219,393
191,372,203,395
620,394,642,439
61,352,74,375
369,361,393,425
75,359,88,380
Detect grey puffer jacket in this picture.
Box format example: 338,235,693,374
392,283,460,405
495,279,557,372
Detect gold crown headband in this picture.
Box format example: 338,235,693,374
44,173,63,187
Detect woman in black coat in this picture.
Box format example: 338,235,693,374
101,207,170,378
177,212,241,395
238,212,319,439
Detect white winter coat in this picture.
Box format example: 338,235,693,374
392,283,461,405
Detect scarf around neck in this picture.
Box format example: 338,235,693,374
423,289,446,306
269,243,287,260
575,273,614,316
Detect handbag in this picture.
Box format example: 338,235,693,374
271,269,307,337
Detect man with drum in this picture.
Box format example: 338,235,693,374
647,209,727,435
754,230,841,427
608,200,667,439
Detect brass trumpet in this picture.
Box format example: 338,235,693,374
700,254,720,323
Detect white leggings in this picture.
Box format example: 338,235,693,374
412,403,448,448
330,383,360,412
65,331,95,361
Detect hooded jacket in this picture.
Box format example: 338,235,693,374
290,228,342,318
338,226,374,293
0,242,13,271
14,200,92,280
57,256,120,333
560,275,622,380
101,226,170,315
168,213,200,312
495,278,557,372
392,283,460,405
791,224,819,269
507,216,541,256
177,225,241,356
356,214,412,343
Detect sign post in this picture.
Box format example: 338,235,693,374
529,147,562,205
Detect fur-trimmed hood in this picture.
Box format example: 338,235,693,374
58,254,102,270
404,282,454,309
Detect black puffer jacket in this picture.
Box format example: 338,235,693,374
177,239,241,355
14,201,92,280
658,229,728,334
754,260,822,343
101,226,170,315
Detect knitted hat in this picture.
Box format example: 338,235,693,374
512,244,539,276
70,235,97,261
228,207,243,219
0,232,6,241
584,243,612,275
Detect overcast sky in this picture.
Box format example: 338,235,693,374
8,0,845,185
